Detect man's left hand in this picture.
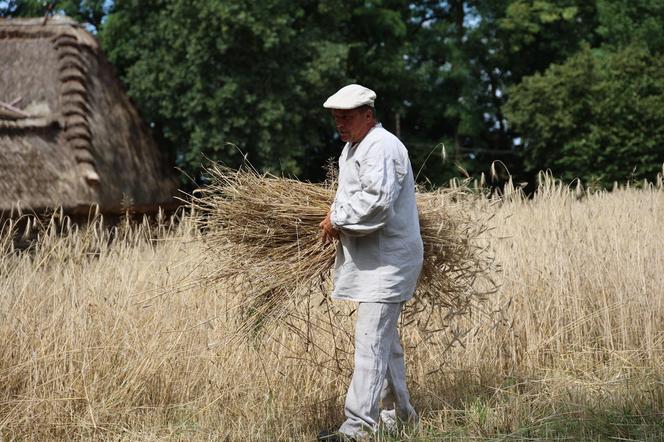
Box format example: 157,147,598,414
319,211,339,244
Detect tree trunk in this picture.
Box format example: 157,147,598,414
450,0,465,162
451,0,465,41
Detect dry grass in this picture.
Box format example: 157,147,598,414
189,165,497,353
0,175,662,440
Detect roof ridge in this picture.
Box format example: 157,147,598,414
52,31,100,187
0,18,99,49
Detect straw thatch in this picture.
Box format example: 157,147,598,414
0,16,178,215
192,164,498,338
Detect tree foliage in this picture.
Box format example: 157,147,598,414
0,0,107,30
101,0,427,181
2,0,664,188
506,0,664,187
506,46,664,187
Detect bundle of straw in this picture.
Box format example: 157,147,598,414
191,164,497,336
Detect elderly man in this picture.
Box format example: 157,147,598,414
318,84,423,441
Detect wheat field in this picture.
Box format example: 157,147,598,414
0,176,662,440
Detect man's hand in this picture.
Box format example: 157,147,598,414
319,211,339,244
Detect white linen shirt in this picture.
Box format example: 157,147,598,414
330,124,423,303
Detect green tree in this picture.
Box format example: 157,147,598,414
595,0,664,52
102,0,340,180
0,0,44,17
505,45,664,187
295,0,422,179
101,0,439,182
0,0,107,31
505,0,664,187
394,0,599,184
8,0,661,188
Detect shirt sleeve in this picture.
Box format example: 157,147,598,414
331,139,406,235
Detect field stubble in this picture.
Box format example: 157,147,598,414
0,177,662,440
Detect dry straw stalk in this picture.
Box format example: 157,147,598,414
190,164,498,338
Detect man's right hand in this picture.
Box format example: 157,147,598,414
319,211,339,244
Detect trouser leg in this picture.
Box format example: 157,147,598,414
338,302,401,438
380,324,418,423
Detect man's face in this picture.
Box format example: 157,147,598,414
332,108,372,143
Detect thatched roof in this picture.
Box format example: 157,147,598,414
0,16,179,214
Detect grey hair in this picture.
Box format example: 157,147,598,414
357,104,376,120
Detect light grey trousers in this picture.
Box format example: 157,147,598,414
338,302,417,438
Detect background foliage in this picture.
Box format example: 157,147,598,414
2,0,664,188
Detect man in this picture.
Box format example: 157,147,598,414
318,84,423,440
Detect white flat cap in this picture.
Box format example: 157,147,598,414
323,84,376,109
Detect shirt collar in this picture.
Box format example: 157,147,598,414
350,123,381,150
